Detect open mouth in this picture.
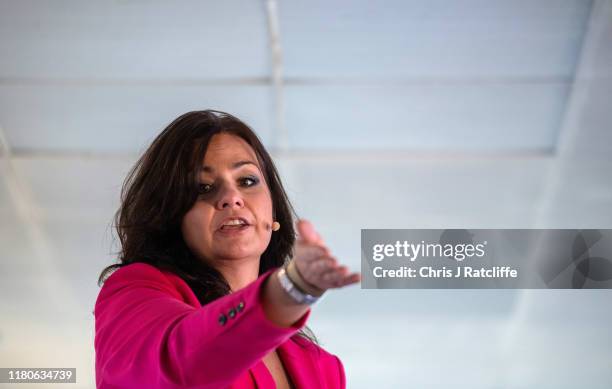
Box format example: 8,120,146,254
219,217,251,231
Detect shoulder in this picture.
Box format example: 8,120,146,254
100,262,173,292
103,262,167,282
96,262,199,307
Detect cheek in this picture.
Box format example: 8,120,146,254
257,193,274,227
260,195,274,241
181,205,213,247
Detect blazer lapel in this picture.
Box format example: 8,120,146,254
278,336,323,389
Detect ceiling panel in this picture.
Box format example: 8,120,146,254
280,0,592,79
285,83,568,151
544,156,612,228
0,84,274,152
13,156,129,212
581,0,612,78
0,0,269,79
278,156,549,245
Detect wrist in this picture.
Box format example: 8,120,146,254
276,265,323,306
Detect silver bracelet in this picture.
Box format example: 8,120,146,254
277,266,321,305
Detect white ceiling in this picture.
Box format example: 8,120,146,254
0,0,595,154
0,0,270,79
280,0,590,79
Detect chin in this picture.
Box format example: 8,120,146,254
217,248,261,260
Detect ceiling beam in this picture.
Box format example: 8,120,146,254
264,0,288,151
0,124,81,310
501,0,609,358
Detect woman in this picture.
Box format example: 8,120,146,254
94,110,360,388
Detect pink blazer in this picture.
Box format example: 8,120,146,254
94,262,346,388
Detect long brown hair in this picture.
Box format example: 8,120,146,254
98,110,316,342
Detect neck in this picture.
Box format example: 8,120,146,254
212,256,260,292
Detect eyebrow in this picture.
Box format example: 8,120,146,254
199,160,259,173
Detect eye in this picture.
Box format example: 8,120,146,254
198,183,213,194
240,176,259,187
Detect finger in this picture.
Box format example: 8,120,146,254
338,272,361,287
296,219,322,245
320,269,346,288
321,268,360,289
317,264,347,287
334,266,354,286
295,244,331,264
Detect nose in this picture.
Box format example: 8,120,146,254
215,185,244,210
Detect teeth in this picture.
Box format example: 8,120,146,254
223,219,246,226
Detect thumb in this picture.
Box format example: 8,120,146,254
296,219,322,244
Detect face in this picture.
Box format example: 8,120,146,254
181,133,274,265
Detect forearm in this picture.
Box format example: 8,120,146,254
261,268,312,327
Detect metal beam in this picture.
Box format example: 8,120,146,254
264,0,288,151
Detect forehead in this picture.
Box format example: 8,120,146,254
201,133,260,170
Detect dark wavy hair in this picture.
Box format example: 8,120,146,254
98,110,316,343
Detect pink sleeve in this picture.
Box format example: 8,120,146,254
94,263,310,388
335,355,346,389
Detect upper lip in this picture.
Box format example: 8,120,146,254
217,216,251,230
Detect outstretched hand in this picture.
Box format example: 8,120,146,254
292,219,361,291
